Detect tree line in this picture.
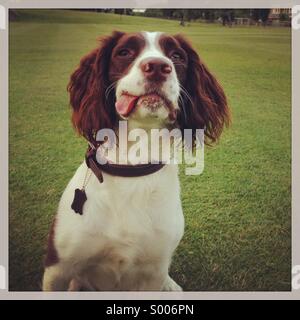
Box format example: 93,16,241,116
83,9,283,25
143,9,273,24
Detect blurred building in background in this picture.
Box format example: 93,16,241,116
268,8,292,26
269,8,292,20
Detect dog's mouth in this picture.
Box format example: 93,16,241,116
115,92,176,121
115,93,140,117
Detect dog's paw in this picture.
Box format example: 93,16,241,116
163,276,183,291
68,279,82,291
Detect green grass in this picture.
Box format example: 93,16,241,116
9,9,291,291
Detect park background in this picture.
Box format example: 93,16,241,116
9,9,291,291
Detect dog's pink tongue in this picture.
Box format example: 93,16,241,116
115,95,139,116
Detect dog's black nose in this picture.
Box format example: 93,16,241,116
140,58,172,82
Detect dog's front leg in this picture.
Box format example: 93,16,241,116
42,264,72,291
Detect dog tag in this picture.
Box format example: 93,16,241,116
71,188,87,215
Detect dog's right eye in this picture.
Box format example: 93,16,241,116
118,49,131,57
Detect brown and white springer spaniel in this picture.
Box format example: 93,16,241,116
43,31,230,291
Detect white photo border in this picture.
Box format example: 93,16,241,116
0,0,299,300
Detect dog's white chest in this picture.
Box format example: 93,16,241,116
56,162,184,290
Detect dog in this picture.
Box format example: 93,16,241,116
42,31,230,291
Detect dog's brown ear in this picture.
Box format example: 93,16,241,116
174,34,230,145
68,31,124,140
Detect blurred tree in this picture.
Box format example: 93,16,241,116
279,13,289,21
144,9,164,18
186,9,203,20
251,9,271,25
235,9,252,18
204,9,215,22
113,9,131,15
162,9,176,19
221,9,234,26
251,9,260,22
172,9,191,25
142,9,266,24
260,9,271,24
9,9,20,21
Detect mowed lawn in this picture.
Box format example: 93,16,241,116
9,10,291,291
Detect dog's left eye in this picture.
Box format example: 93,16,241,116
118,49,131,57
170,51,183,61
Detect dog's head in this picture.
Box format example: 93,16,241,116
68,31,230,144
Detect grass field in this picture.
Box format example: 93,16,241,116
9,9,291,291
